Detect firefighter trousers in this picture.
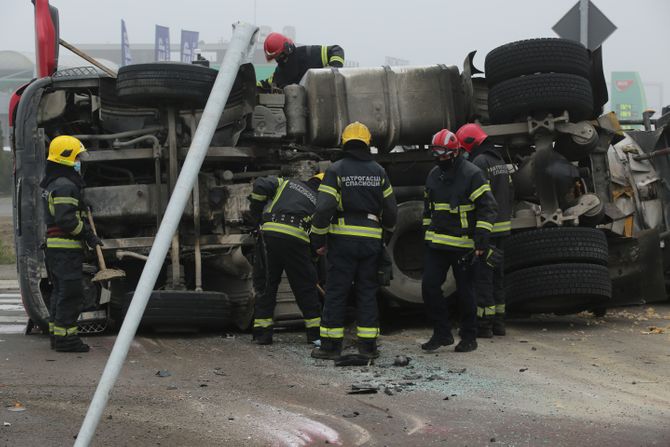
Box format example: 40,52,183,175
253,235,321,329
474,239,506,322
45,248,84,334
320,237,382,342
422,247,477,341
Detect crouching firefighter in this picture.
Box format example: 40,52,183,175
248,172,324,345
421,129,497,353
457,123,513,337
41,136,103,352
310,122,398,360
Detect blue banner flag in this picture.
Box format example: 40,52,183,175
155,25,170,61
180,30,199,63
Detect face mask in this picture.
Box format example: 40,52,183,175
73,161,82,174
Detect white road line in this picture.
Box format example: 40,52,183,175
0,316,27,323
0,304,24,311
0,294,21,299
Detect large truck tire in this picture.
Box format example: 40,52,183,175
485,38,590,87
488,73,594,124
505,263,612,314
504,227,609,272
116,62,218,107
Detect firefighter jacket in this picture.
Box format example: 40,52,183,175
41,170,87,250
311,151,397,247
423,156,498,251
258,44,345,89
249,176,318,244
470,141,513,237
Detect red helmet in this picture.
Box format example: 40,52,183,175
456,123,488,153
430,129,461,159
264,32,294,62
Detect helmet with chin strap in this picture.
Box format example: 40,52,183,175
264,32,295,62
456,123,488,153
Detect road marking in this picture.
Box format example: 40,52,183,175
0,293,21,299
0,316,26,323
0,304,24,312
0,324,25,334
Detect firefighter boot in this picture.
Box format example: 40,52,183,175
306,327,320,344
358,339,380,359
455,338,478,353
477,319,494,339
253,327,273,345
421,331,455,351
54,334,90,353
311,339,342,360
492,318,506,336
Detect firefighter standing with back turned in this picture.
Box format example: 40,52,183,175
248,172,324,345
41,136,102,352
457,123,513,337
421,129,497,353
310,122,397,360
257,32,345,90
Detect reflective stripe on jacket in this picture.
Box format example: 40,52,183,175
249,176,317,244
471,142,513,236
423,157,497,250
311,154,397,244
43,176,85,250
259,44,345,89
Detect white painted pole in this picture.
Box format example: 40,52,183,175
579,0,589,47
73,22,258,447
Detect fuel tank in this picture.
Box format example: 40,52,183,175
300,65,466,152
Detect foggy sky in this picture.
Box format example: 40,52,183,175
2,0,669,109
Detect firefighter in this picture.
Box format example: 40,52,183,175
457,123,513,337
248,172,324,345
257,32,345,90
310,122,397,360
40,135,102,352
422,129,497,353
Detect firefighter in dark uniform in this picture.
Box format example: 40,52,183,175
422,129,498,353
310,122,398,360
248,172,324,345
40,136,102,352
257,32,344,90
457,124,513,337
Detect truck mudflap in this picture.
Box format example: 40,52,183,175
608,229,667,306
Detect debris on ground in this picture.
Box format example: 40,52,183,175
155,370,172,378
3,421,10,426
6,402,25,412
393,355,411,367
213,368,226,376
447,368,466,374
335,354,372,367
342,411,360,418
348,384,378,395
641,326,666,335
519,368,528,372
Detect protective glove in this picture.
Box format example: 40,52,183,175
473,230,490,254
84,231,104,248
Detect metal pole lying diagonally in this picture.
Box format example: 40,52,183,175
73,22,259,447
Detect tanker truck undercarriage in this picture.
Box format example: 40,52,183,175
11,38,670,335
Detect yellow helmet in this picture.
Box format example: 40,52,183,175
47,135,86,167
341,121,371,147
312,172,325,181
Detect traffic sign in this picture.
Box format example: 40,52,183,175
553,0,616,50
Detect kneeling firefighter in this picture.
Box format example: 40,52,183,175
457,123,512,337
249,171,324,345
41,136,103,352
310,122,398,360
421,129,498,353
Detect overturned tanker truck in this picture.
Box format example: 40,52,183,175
11,1,670,334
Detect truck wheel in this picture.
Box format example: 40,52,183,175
505,263,612,314
554,132,599,161
504,227,608,273
488,73,594,124
381,201,456,304
116,62,218,108
485,38,590,87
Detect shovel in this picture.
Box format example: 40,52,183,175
86,207,125,282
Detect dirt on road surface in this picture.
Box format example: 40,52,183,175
1,304,669,447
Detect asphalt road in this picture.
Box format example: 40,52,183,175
1,298,669,446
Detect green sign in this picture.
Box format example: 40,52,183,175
610,71,646,122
